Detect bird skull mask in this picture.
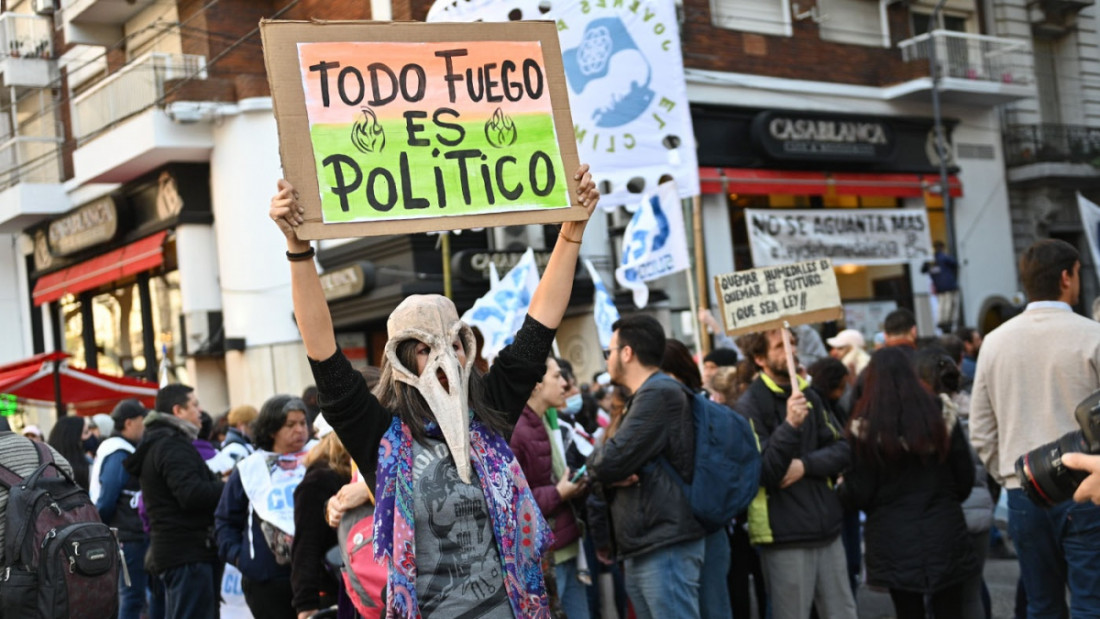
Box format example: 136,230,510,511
384,295,477,483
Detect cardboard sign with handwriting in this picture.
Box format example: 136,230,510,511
714,259,844,336
260,20,586,239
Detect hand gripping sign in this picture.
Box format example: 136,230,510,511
714,259,844,387
260,20,587,239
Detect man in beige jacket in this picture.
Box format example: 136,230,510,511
970,238,1100,618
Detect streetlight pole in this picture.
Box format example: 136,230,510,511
927,0,963,328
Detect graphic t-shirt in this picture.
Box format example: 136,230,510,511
413,438,512,618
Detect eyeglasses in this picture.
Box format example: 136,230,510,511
603,347,622,360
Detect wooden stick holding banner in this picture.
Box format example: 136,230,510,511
780,321,800,394
713,258,845,390
692,194,710,356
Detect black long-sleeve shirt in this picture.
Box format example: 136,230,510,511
291,464,348,613
307,315,556,485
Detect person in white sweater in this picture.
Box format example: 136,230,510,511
970,238,1100,618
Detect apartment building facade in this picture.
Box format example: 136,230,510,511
0,0,1056,416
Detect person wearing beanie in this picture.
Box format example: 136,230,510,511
222,404,258,466
91,399,149,619
702,348,740,396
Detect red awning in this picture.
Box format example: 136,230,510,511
33,231,168,306
0,352,157,415
698,168,963,198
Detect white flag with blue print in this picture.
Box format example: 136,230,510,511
462,248,541,362
584,259,619,349
614,181,691,309
425,0,699,208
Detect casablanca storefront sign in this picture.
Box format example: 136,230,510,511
48,196,119,256
751,112,897,162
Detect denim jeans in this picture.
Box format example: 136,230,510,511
624,537,705,619
118,539,149,619
555,559,592,619
700,529,732,619
1007,489,1100,618
161,561,220,619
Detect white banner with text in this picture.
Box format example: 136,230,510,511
745,208,934,267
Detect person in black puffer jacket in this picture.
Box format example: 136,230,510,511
839,347,978,619
124,384,225,619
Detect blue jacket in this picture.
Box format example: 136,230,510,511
94,449,145,541
922,251,959,293
215,468,291,583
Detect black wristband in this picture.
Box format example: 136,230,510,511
286,246,316,262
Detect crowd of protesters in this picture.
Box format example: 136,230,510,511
3,186,1100,619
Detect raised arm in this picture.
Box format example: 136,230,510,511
270,179,337,361
527,164,600,330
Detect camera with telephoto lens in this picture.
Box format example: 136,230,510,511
1016,389,1100,507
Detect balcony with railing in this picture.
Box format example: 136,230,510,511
0,115,68,232
1003,124,1100,182
0,12,57,89
889,30,1036,106
70,52,214,184
60,0,158,29
72,52,206,142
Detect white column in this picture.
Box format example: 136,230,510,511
0,234,29,364
211,98,312,407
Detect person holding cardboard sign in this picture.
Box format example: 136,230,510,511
735,328,856,619
270,164,598,619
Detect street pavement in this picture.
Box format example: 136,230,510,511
857,554,1020,619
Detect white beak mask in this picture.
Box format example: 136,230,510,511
384,295,478,483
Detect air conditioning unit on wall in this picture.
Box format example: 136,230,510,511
32,0,55,15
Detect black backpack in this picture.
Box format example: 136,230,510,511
0,441,124,619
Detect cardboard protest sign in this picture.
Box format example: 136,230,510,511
745,208,934,267
714,259,844,336
260,20,586,239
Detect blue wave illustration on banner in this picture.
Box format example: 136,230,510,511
562,17,654,128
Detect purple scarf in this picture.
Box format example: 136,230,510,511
373,415,551,618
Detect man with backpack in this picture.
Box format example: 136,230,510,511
586,315,707,619
125,384,226,619
0,427,124,619
736,329,856,619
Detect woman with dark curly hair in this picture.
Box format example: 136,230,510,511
661,339,703,393
215,395,310,619
48,415,92,489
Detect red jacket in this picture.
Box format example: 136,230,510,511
510,406,581,551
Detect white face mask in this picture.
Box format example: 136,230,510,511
385,295,478,483
562,393,583,415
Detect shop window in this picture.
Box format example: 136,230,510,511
90,283,146,378
58,271,187,384
711,0,793,37
150,272,188,386
817,0,889,47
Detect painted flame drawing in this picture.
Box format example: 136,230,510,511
350,107,385,154
484,108,518,148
